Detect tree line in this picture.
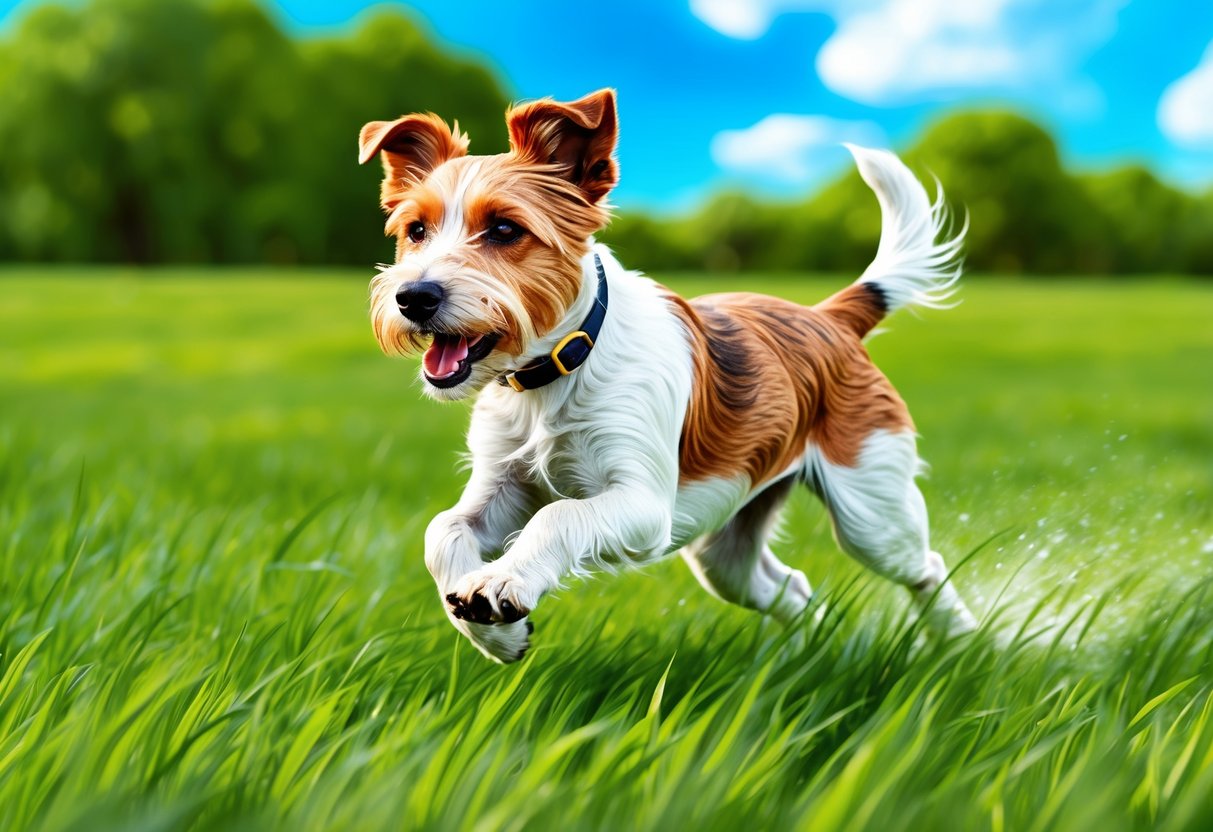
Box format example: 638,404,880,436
607,112,1213,275
1,0,1209,275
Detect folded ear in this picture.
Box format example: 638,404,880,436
358,114,468,208
506,88,618,203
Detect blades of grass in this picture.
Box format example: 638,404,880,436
1163,689,1213,801
647,652,676,722
268,494,339,564
0,629,51,712
1128,677,1199,733
442,636,462,717
269,692,340,799
701,662,773,774
802,677,934,831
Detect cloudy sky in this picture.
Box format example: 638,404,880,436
4,0,1211,210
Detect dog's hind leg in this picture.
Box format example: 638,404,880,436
680,477,812,624
806,429,977,636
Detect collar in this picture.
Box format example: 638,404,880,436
499,253,609,392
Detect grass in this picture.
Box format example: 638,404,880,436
1,268,1212,831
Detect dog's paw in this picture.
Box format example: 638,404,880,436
446,570,533,624
456,618,535,664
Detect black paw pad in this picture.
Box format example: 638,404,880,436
446,591,493,624
446,591,530,625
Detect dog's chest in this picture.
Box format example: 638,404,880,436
477,389,616,500
515,421,609,500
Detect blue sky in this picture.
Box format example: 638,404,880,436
3,0,1212,211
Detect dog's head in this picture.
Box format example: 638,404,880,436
359,89,618,401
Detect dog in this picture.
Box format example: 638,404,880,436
358,89,977,663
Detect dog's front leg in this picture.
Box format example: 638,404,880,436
445,488,672,631
424,470,538,663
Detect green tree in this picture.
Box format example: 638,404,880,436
1077,166,1201,274
904,111,1105,273
1,0,1208,274
0,0,305,262
1184,191,1213,274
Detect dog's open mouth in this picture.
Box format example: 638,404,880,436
422,331,500,388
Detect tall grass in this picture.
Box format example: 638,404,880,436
1,270,1211,830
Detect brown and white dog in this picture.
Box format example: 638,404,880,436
359,89,977,662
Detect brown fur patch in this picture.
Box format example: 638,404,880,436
359,113,470,213
506,89,618,204
668,290,913,485
816,282,888,339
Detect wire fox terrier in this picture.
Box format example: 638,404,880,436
359,89,977,662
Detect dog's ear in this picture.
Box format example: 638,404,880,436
358,114,468,209
506,89,618,204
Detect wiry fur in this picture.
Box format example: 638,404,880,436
359,90,976,663
848,143,966,312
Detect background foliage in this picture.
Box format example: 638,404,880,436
0,0,1210,273
0,0,509,266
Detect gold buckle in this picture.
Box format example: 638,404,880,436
505,373,526,393
550,330,594,376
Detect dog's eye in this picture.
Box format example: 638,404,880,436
407,221,426,244
486,220,524,244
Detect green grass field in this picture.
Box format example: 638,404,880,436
2,270,1212,831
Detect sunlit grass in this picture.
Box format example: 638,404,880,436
1,269,1211,830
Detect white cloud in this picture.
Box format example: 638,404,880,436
691,0,1124,107
689,0,821,40
1159,43,1213,147
817,0,1019,103
711,114,885,183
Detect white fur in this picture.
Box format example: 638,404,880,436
804,430,976,634
680,474,813,625
671,475,751,548
847,143,965,312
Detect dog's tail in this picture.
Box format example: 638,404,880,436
818,144,965,339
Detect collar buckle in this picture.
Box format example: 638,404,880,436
550,330,594,376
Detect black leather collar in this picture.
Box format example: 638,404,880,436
500,254,609,392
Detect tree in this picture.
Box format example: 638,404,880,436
1077,166,1200,274
0,1,1208,274
903,112,1105,273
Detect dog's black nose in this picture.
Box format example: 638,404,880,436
396,281,444,323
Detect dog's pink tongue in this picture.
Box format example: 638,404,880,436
423,334,468,378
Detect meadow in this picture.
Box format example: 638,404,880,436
1,269,1211,831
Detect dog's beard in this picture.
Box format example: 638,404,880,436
369,266,541,401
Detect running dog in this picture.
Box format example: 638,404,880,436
358,89,977,662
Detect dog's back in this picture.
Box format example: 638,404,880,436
667,290,908,488
667,145,962,489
